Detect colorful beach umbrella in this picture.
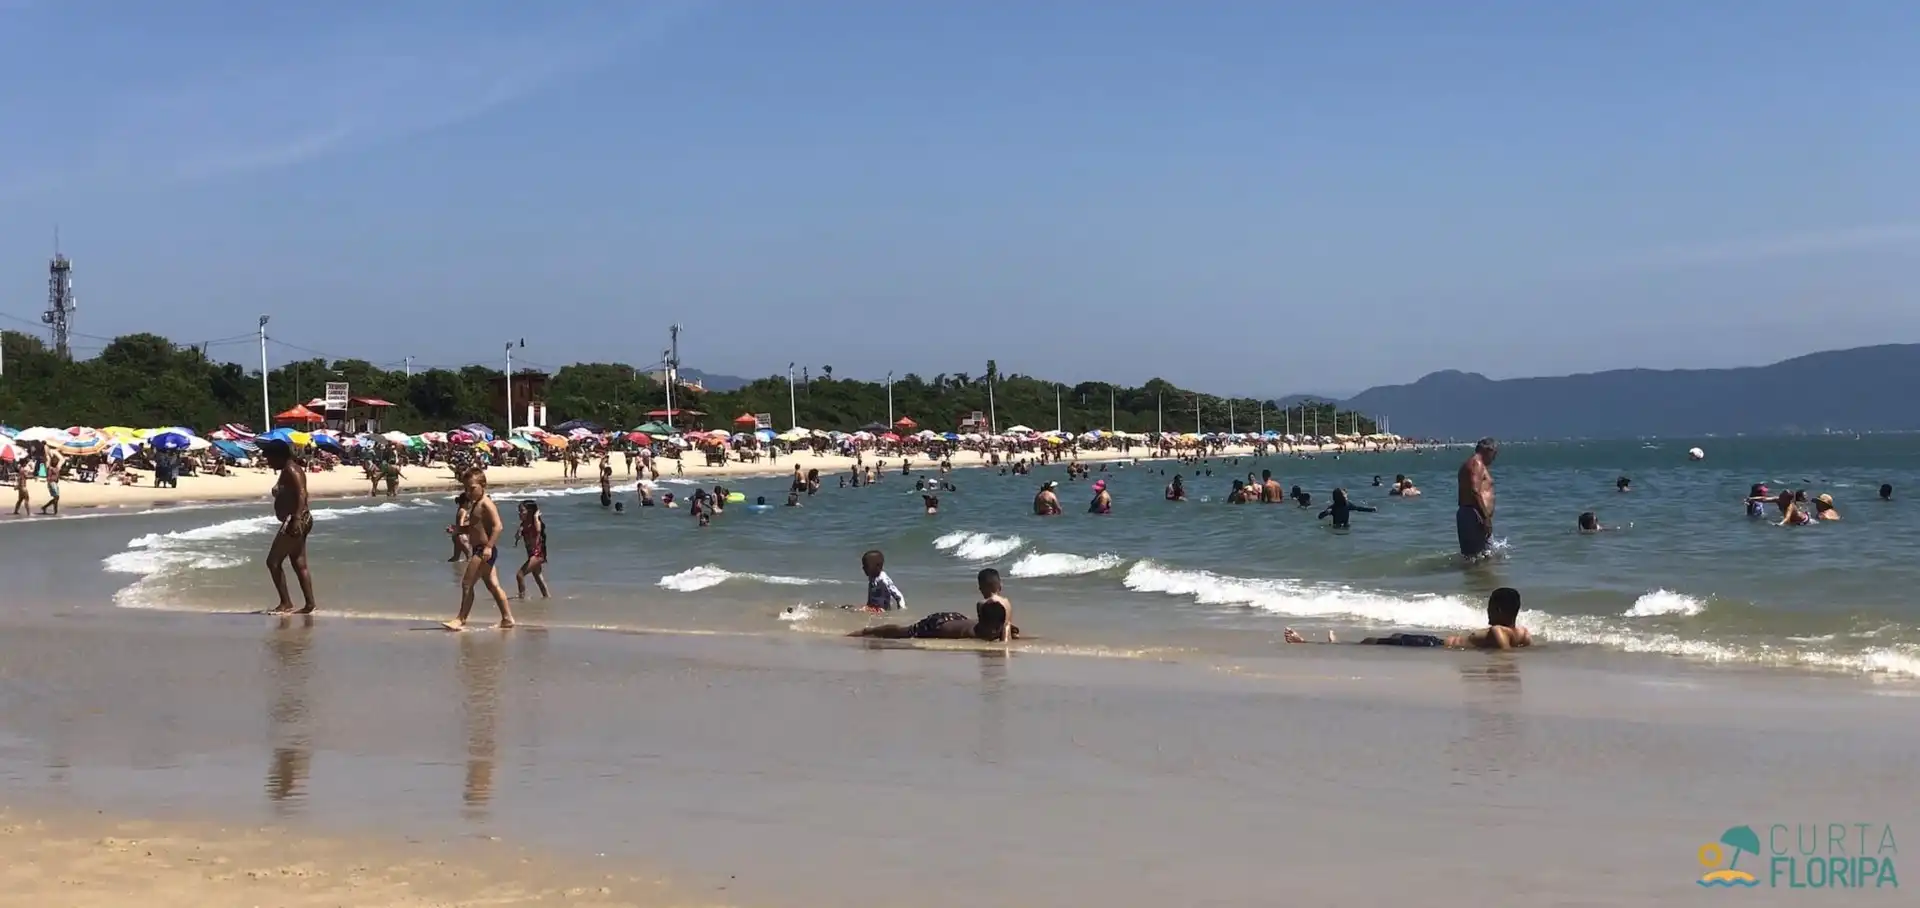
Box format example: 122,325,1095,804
56,432,109,456
107,441,142,462
0,437,19,463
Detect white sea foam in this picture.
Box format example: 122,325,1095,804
1624,589,1705,618
1008,552,1126,578
657,565,837,592
1121,560,1496,627
107,502,412,607
931,531,1024,561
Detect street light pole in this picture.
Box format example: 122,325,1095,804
504,339,523,432
886,371,894,427
1055,384,1062,433
258,315,271,432
787,362,797,430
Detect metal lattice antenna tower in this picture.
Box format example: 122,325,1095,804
43,229,76,360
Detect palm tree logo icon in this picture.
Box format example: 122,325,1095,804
1697,826,1762,887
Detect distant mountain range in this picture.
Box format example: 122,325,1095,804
1274,344,1920,439
678,368,751,392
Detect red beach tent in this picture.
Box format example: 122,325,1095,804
274,405,325,425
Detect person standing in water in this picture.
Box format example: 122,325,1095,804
262,440,317,615
1088,479,1112,514
1317,488,1375,528
513,500,550,599
1456,438,1498,560
444,471,515,630
1034,481,1063,515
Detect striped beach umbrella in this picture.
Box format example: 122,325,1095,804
56,432,110,456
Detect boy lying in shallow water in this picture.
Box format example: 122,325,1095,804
1283,587,1531,650
849,568,1020,642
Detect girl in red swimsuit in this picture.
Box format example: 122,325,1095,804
514,500,550,599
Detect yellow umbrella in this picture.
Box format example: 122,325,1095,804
287,431,313,447
100,426,139,440
540,435,568,449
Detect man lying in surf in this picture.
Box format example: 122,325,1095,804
848,568,1019,641
1282,587,1531,650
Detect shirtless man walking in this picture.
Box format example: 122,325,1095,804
444,470,516,630
1455,437,1498,561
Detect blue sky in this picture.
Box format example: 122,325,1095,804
0,0,1915,396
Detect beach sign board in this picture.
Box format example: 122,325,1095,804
323,382,350,412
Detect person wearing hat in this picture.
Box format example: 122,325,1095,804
1088,479,1112,515
1813,493,1841,521
1033,480,1063,516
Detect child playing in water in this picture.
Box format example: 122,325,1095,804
1283,587,1531,650
857,549,906,612
848,568,1018,641
1316,488,1375,528
514,500,549,599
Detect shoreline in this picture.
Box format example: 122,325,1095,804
2,442,1393,517
0,612,1910,907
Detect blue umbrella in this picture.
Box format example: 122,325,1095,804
148,430,194,451
107,441,141,461
309,430,347,455
211,440,247,461
944,432,959,441
755,429,774,443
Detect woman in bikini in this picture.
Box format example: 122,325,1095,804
848,568,1020,642
514,500,550,599
263,441,317,615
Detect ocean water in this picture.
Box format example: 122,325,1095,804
48,437,1920,679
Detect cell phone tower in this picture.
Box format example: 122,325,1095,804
43,230,76,360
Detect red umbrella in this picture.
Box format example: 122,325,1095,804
894,416,918,429
880,432,902,443
733,413,758,426
627,431,652,445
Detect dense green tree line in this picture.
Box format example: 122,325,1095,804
0,331,1378,436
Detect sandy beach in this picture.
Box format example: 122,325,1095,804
9,443,1376,513
0,592,1909,907
0,809,710,908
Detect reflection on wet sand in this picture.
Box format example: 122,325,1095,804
975,649,1009,765
1446,657,1525,785
458,633,506,822
264,615,315,815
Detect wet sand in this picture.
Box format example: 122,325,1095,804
0,597,1912,907
0,808,694,908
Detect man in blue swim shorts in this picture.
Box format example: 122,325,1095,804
1455,438,1497,560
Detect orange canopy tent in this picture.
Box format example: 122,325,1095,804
732,413,759,426
894,416,918,429
275,405,325,424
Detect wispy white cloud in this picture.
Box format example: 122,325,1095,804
6,2,700,193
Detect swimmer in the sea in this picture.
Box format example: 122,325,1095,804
1812,493,1840,521
1166,475,1187,502
1316,488,1375,528
1577,511,1606,533
1034,480,1063,515
1880,483,1894,501
1616,476,1631,493
848,568,1018,641
1284,587,1530,650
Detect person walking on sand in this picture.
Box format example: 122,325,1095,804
262,441,317,615
1456,437,1498,560
513,500,550,599
382,460,404,498
12,457,29,515
38,449,64,516
444,471,515,630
